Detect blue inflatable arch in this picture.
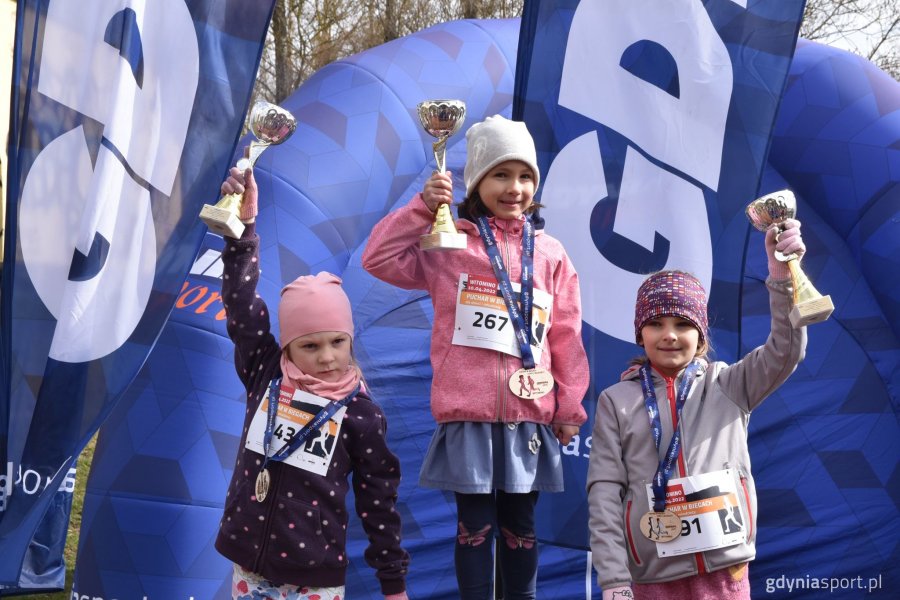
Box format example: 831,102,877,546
73,19,899,600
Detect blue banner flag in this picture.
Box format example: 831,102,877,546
0,0,276,589
514,0,807,550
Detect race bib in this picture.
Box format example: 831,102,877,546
245,384,347,476
451,273,551,363
644,469,747,557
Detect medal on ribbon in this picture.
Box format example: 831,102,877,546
475,216,553,400
638,361,700,541
253,377,358,503
255,468,271,503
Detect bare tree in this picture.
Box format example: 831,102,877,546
802,0,900,79
252,0,897,110
253,0,525,106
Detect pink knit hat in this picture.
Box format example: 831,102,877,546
634,271,708,344
278,272,354,348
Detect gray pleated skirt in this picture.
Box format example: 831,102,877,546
418,421,564,494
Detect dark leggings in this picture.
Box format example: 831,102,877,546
454,491,539,600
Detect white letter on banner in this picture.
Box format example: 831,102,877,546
542,137,711,342
558,0,732,190
37,0,198,192
19,1,199,362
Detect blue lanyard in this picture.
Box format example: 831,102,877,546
475,216,536,369
261,378,359,470
639,361,700,513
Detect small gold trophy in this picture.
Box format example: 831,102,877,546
746,190,834,328
200,101,297,239
416,99,468,250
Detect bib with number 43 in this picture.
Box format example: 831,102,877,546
645,469,747,557
245,383,347,477
451,273,551,362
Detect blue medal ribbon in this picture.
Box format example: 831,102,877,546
639,361,700,513
475,216,536,369
260,377,360,471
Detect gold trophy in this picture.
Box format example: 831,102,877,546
746,190,834,327
200,101,297,239
416,99,468,250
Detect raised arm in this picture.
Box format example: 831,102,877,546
362,172,453,290
718,219,808,410
220,167,280,387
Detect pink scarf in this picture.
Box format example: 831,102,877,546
279,352,361,400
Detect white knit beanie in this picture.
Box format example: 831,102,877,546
463,115,540,199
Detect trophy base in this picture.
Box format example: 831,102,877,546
200,204,245,239
789,295,834,328
420,231,467,251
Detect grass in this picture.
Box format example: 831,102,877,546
25,435,96,600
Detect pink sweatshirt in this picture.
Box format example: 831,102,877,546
362,193,589,426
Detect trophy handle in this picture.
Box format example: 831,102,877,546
785,259,834,327
420,138,466,250
432,137,448,174
245,140,272,170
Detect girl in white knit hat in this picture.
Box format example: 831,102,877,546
364,115,590,598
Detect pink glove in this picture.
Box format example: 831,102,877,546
384,593,409,600
602,585,634,600
765,218,805,279
220,164,258,223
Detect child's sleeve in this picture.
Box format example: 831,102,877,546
350,405,410,596
587,389,633,589
548,253,589,425
718,277,808,412
361,193,434,291
221,223,280,387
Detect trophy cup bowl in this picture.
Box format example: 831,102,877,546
746,190,834,327
200,101,297,239
417,100,467,154
417,99,468,251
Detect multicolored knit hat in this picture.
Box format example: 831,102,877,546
634,270,708,344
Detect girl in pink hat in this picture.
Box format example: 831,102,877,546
587,221,809,600
213,165,409,600
363,115,590,598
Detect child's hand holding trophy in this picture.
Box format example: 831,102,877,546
747,190,834,327
416,99,467,251
200,101,296,239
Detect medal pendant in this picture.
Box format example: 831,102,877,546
509,367,554,400
639,510,681,542
255,468,271,503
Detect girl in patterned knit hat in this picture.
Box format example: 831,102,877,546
213,164,409,600
587,221,809,600
363,115,590,598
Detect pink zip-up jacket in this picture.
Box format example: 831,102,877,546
362,193,589,426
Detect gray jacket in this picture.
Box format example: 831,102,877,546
587,277,807,587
